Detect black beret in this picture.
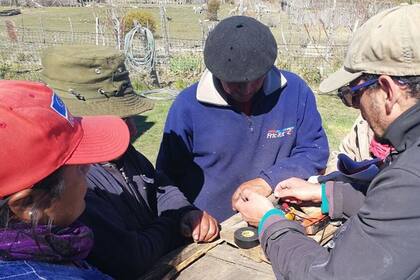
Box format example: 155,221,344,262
204,16,277,82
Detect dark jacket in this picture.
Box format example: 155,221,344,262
260,103,420,280
78,145,195,279
157,68,329,221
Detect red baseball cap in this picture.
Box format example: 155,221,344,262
0,80,130,198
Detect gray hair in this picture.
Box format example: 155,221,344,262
362,74,420,99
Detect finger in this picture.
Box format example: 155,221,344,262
280,197,301,204
203,218,217,242
239,189,249,202
274,187,293,198
233,187,248,210
191,217,201,242
232,188,242,210
198,216,209,242
241,188,262,202
210,221,221,241
234,197,246,213
241,188,254,199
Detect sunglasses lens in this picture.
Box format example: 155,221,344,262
351,95,361,109
338,87,353,107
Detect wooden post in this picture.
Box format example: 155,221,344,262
68,17,74,43
40,15,45,44
159,1,170,58
95,16,99,45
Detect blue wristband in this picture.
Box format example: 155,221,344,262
321,182,329,214
258,208,285,235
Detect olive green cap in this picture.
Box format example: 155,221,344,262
40,45,153,117
320,3,420,93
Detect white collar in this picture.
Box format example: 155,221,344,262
196,67,287,106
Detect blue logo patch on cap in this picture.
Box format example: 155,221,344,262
50,92,74,126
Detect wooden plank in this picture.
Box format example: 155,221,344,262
176,243,275,280
207,244,272,273
142,205,339,280
139,239,223,280
219,213,247,247
219,212,338,264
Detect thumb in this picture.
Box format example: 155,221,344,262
274,182,291,198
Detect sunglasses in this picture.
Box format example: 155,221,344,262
337,78,378,108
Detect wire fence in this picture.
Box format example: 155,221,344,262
0,24,347,65
0,0,404,85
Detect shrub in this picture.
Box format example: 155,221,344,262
173,79,190,90
0,62,11,79
169,54,202,77
207,0,220,21
123,10,157,34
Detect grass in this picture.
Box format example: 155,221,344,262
131,90,359,165
316,93,358,151
0,4,353,42
131,100,172,164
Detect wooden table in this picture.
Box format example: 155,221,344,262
140,211,338,280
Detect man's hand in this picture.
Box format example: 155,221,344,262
180,210,219,243
274,177,322,203
232,178,272,211
234,189,275,227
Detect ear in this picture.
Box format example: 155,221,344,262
378,75,400,115
7,189,35,222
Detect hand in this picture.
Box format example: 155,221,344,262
274,177,322,203
234,189,275,227
180,210,219,243
232,178,272,211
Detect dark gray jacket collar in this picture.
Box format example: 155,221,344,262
384,102,420,152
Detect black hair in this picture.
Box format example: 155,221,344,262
0,167,65,228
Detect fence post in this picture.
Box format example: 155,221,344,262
95,16,99,45
40,15,45,44
160,0,170,58
68,17,74,43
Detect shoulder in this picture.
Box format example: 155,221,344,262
165,82,201,125
390,143,420,176
280,69,309,88
277,68,313,100
124,144,156,177
172,82,199,107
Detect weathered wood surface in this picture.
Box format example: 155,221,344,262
139,239,223,280
140,209,338,280
176,244,276,280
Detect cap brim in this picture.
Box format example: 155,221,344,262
319,67,363,93
66,116,129,164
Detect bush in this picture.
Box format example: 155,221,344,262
0,62,11,79
123,10,157,34
207,0,220,21
169,54,202,77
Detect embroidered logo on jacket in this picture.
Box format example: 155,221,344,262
266,127,294,139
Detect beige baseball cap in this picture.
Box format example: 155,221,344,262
319,3,420,93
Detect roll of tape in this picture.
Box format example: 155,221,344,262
234,226,259,249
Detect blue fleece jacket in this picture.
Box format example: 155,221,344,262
157,67,329,221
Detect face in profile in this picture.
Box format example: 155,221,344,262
45,165,90,227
